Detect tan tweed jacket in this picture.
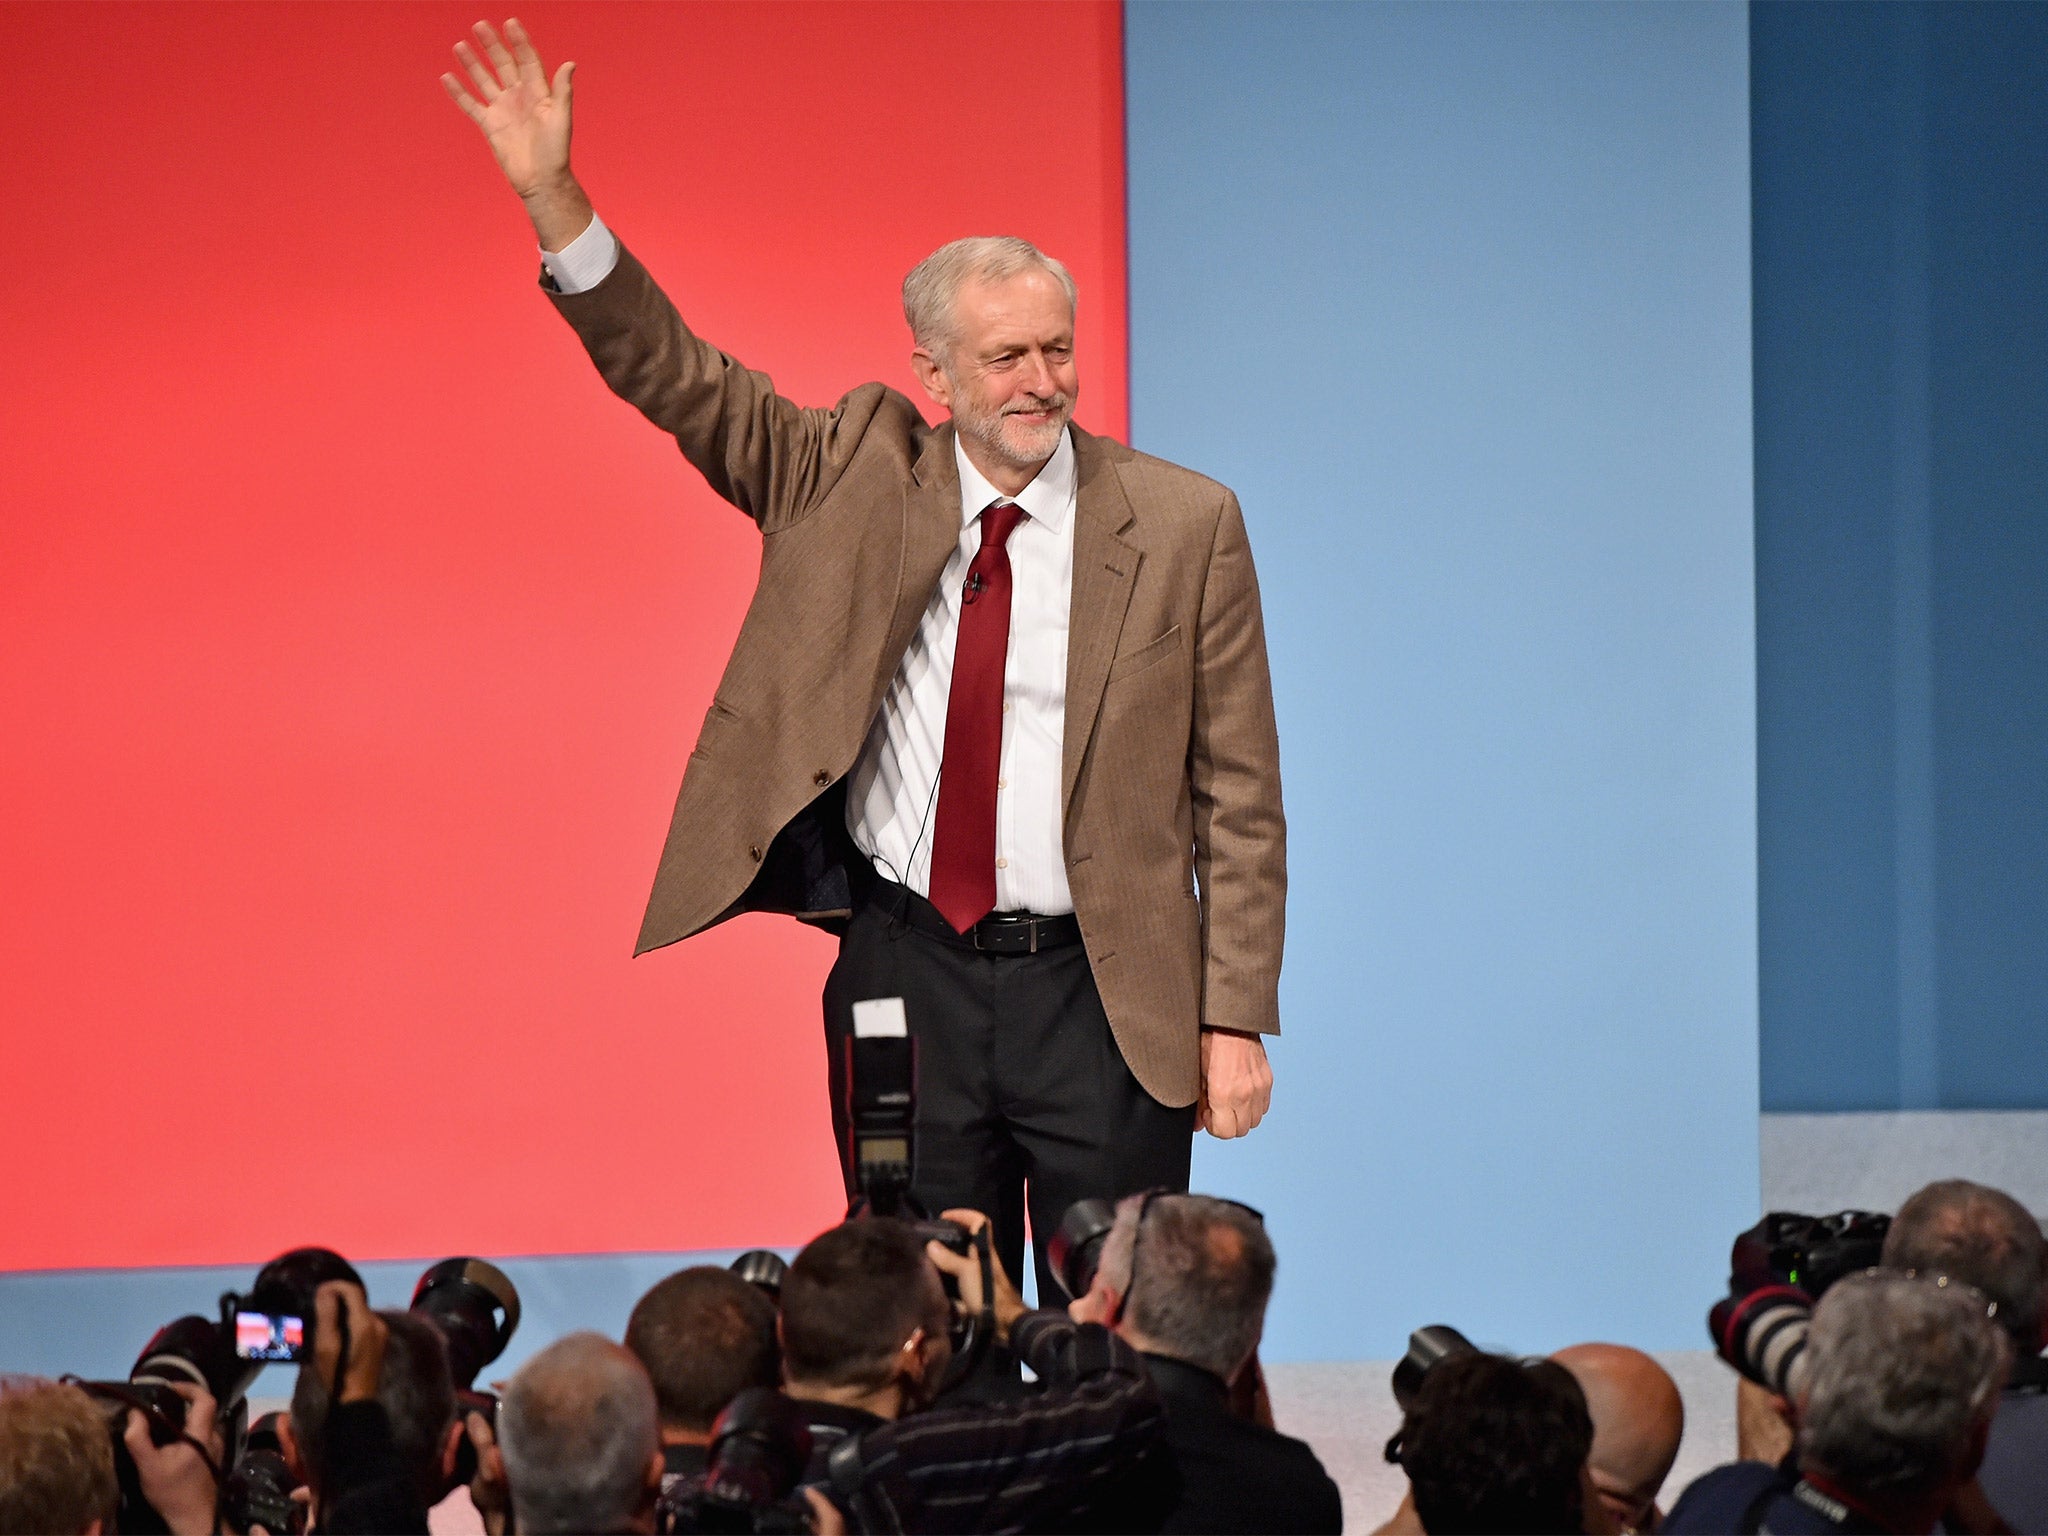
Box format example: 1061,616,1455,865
548,244,1285,1106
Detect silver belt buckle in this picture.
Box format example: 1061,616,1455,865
973,917,1038,955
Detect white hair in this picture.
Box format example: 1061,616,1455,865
1103,1193,1274,1379
498,1332,659,1536
901,236,1078,360
1799,1269,2010,1499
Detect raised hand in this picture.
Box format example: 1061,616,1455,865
443,19,573,197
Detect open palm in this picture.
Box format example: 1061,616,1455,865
442,18,573,198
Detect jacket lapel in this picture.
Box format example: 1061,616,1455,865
1063,427,1140,820
869,424,964,718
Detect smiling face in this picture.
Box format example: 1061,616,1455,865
912,266,1079,492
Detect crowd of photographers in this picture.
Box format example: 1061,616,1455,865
4,1176,2047,1534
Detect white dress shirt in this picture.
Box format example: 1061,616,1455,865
544,213,1076,914
540,213,621,293
846,433,1076,916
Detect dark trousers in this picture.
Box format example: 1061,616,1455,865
822,874,1196,1304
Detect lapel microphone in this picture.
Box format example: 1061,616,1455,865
964,571,988,604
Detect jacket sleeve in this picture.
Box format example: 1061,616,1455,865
1189,490,1287,1035
543,239,893,535
841,1314,1164,1533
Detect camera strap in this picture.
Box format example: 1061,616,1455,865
1736,1465,1886,1535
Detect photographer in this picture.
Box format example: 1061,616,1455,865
280,1281,462,1535
0,1378,120,1535
797,1210,1165,1532
780,1222,954,1474
1380,1350,1597,1535
4,1372,233,1536
1552,1345,1686,1535
1065,1191,1340,1533
1881,1180,2048,1529
1665,1270,2009,1535
626,1267,781,1484
495,1333,666,1535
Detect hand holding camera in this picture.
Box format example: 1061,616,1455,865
312,1280,389,1405
465,1409,512,1536
120,1381,224,1536
927,1208,1027,1347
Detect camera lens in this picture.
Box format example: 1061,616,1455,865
1047,1198,1118,1302
132,1314,258,1412
704,1388,814,1508
1390,1325,1479,1412
729,1250,790,1299
411,1258,521,1391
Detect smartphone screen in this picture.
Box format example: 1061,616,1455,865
234,1310,307,1362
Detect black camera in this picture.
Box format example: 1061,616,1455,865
224,1247,365,1366
412,1256,520,1394
1047,1197,1118,1302
70,1378,195,1536
222,1412,306,1536
1390,1325,1480,1413
1731,1211,1890,1299
657,1388,815,1534
730,1250,790,1300
72,1378,197,1449
70,1249,364,1535
133,1312,263,1414
410,1256,521,1492
1708,1211,1891,1399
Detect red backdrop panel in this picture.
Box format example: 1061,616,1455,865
0,1,1127,1271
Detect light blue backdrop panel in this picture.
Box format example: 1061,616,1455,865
1126,1,1760,1358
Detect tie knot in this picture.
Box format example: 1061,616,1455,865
980,499,1026,550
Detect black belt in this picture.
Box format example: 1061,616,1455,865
862,872,1083,955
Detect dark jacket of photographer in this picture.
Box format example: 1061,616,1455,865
314,1401,432,1536
821,1312,1164,1533
1140,1354,1340,1535
1974,1368,2048,1531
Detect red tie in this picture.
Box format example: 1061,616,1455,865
929,499,1027,933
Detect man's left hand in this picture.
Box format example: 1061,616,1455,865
1198,1029,1272,1139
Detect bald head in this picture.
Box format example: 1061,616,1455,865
1552,1344,1684,1532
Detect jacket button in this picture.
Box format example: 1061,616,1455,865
748,844,764,862
813,769,831,786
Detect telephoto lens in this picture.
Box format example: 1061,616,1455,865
658,1388,816,1534
1709,1285,1813,1399
728,1250,790,1300
1047,1198,1118,1302
1390,1325,1480,1412
131,1314,259,1415
411,1258,521,1391
412,1258,521,1495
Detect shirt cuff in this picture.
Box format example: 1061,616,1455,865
540,212,618,294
